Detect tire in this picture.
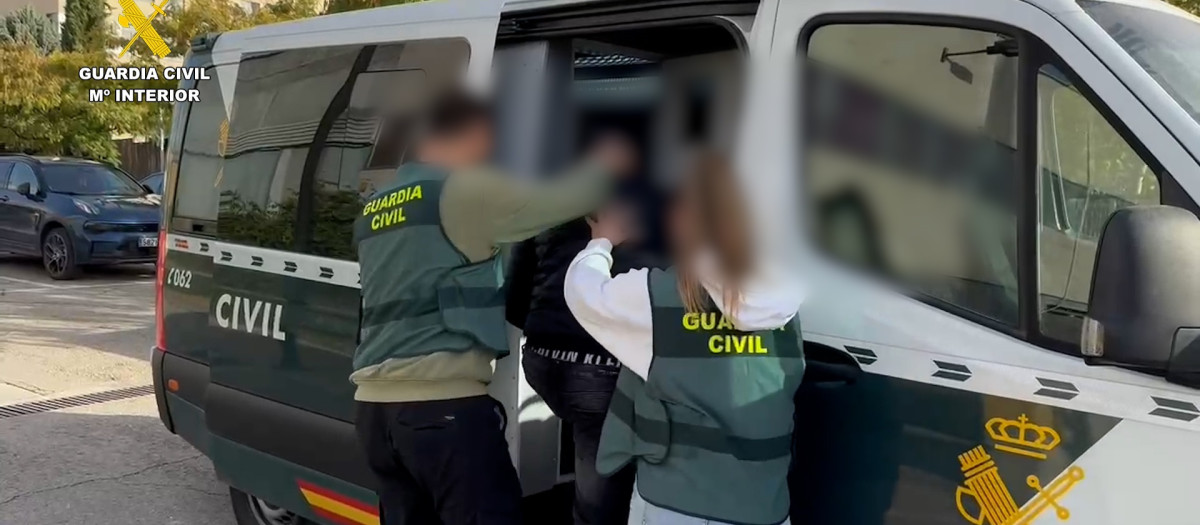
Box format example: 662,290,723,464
41,227,80,280
229,487,315,525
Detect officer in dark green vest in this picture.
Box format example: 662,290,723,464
563,153,805,525
352,89,634,525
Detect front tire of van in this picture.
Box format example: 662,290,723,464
229,487,315,525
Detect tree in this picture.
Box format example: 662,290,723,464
0,6,60,55
0,45,174,163
1167,0,1200,15
61,0,112,52
153,0,247,56
153,0,319,57
252,0,320,25
323,0,421,15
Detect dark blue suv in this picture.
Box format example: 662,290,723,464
0,155,161,279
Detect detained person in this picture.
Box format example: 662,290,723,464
505,170,666,525
352,90,634,525
564,153,805,525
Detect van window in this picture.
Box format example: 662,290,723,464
175,65,225,223
804,23,1021,326
1036,64,1160,344
217,39,468,259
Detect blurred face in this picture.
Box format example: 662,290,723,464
456,118,494,165
419,118,494,169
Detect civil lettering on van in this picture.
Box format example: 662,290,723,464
214,293,287,341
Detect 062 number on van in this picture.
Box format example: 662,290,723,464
167,267,193,289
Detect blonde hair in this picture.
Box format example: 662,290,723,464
676,153,754,315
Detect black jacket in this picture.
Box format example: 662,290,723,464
506,185,666,358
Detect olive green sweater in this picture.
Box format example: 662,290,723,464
351,163,610,402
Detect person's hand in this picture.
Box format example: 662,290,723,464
587,203,637,247
587,133,637,178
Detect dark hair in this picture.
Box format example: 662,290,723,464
424,89,492,139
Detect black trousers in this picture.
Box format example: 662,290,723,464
355,396,523,525
523,346,636,525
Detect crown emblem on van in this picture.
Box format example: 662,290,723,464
955,413,1084,525
985,414,1061,460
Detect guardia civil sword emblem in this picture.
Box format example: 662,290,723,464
955,414,1085,525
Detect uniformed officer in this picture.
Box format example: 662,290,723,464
564,153,805,525
352,89,633,525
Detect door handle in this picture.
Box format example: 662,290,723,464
0,195,8,202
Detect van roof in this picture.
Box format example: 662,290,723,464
199,0,1191,62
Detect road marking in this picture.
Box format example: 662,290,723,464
0,281,153,294
0,275,60,289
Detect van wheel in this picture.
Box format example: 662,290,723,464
229,487,315,525
42,227,80,280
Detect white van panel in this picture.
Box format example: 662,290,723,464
758,0,1200,382
211,0,502,92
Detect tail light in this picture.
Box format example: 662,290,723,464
155,229,167,352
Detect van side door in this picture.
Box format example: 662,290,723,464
199,0,505,517
756,0,1200,524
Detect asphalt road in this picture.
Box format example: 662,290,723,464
0,257,233,525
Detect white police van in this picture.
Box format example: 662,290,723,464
152,0,1200,523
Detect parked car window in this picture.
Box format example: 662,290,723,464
0,161,13,188
142,172,165,194
41,164,145,196
8,163,40,194
803,23,1021,326
1036,63,1160,344
217,39,468,260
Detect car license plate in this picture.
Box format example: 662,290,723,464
138,236,158,248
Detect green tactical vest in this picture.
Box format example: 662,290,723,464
597,267,805,525
352,163,508,373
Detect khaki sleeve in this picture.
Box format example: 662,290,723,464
445,163,612,249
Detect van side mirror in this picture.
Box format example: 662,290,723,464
1083,205,1200,387
16,182,31,197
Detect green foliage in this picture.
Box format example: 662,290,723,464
219,187,362,260
1167,0,1200,15
0,45,174,163
0,6,60,55
308,187,364,260
254,0,322,24
61,0,112,52
219,191,297,252
323,0,422,15
154,0,320,57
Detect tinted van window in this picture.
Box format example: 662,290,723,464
217,39,468,259
175,65,225,222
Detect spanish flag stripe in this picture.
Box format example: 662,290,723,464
312,507,366,525
297,480,379,515
300,489,380,525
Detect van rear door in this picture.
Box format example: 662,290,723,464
195,0,504,517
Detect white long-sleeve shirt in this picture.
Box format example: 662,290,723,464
563,239,804,380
